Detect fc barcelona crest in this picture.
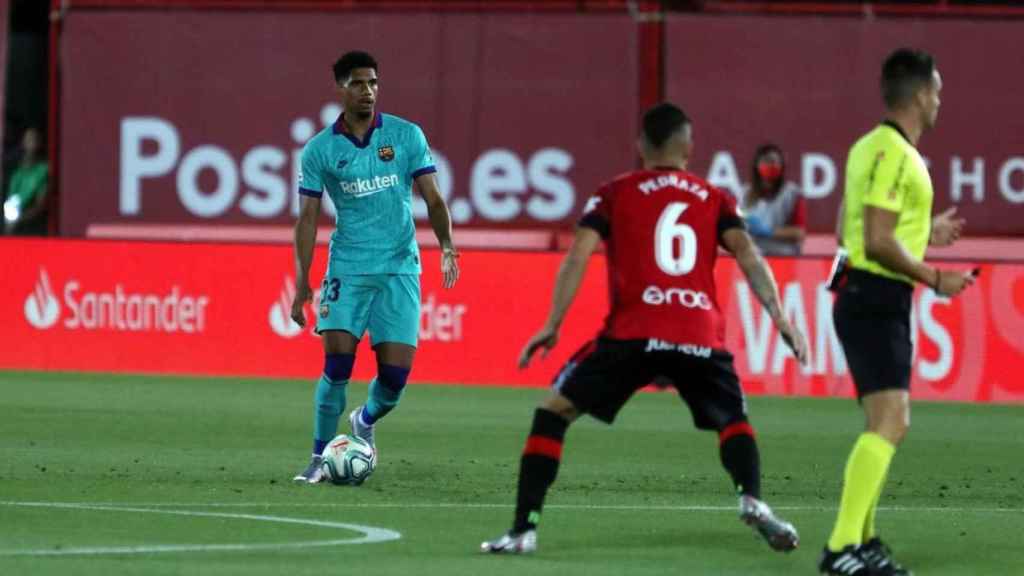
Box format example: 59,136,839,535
378,145,395,162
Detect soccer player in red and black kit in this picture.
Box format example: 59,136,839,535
481,103,809,555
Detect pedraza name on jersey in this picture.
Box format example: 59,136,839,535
637,174,709,201
340,174,399,197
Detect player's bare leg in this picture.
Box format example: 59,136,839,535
349,342,415,451
293,330,359,484
482,393,579,554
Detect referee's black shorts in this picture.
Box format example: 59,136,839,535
833,268,914,399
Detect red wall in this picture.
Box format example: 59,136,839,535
58,10,637,235
3,238,1023,403
665,15,1024,235
54,7,1024,238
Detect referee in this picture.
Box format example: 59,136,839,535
818,48,974,576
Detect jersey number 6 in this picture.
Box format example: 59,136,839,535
654,202,697,276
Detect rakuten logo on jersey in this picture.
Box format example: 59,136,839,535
23,269,210,333
341,174,398,197
24,268,60,329
642,285,713,310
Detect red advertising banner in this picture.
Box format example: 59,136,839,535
666,15,1024,235
2,238,1022,403
57,10,637,235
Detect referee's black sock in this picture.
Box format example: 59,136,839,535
718,420,761,499
513,408,569,534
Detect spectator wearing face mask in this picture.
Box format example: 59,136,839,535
737,143,806,256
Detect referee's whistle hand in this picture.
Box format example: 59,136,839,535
935,269,975,297
930,207,965,247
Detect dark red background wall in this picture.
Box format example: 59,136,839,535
54,3,1024,236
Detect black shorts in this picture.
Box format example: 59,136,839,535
553,337,747,430
833,268,914,399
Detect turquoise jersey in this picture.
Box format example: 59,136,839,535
298,112,436,275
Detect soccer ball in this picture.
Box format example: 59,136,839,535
321,434,377,486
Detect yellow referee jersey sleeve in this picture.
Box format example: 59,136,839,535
862,149,909,213
842,123,933,283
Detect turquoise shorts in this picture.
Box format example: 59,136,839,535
316,273,421,347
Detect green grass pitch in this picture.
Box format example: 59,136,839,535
1,371,1021,575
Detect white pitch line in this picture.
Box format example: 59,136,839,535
2,500,1020,514
0,502,401,557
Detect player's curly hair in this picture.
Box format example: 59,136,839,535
333,51,378,83
881,48,935,110
641,102,691,150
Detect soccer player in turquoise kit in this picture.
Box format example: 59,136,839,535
290,51,460,483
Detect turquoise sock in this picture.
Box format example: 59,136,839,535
313,375,347,453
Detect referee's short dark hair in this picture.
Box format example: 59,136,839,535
642,102,691,149
881,48,936,110
334,51,378,83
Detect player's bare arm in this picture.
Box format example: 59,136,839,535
416,172,459,290
929,206,964,247
291,194,321,326
518,227,602,369
864,205,973,296
722,228,809,365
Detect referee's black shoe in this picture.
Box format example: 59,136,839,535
860,537,912,575
818,545,872,575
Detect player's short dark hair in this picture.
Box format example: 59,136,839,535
333,51,378,83
881,48,935,110
641,102,691,149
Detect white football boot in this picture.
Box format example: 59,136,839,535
349,407,376,450
739,495,799,552
292,455,326,484
480,530,537,555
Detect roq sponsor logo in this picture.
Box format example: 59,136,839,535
642,285,713,310
24,268,210,333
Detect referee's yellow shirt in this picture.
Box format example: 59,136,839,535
841,122,933,284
